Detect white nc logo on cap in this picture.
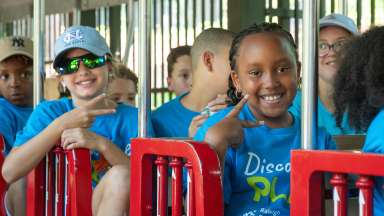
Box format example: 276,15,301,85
63,30,84,44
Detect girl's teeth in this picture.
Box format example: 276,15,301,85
264,95,281,101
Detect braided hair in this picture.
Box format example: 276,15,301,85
227,22,298,104
334,26,384,132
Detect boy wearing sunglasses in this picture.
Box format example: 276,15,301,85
0,36,33,216
3,26,139,215
290,14,359,135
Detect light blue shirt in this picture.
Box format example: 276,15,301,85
152,93,199,138
362,109,384,216
289,90,357,135
0,97,32,154
195,104,335,216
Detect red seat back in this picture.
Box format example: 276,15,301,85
130,138,224,216
0,135,8,216
26,145,92,216
291,150,384,216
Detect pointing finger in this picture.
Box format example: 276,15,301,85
226,94,249,118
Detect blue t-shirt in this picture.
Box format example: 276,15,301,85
0,97,33,155
14,97,146,186
362,109,384,216
289,90,357,135
195,104,335,216
152,93,199,138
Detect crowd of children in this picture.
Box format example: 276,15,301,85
1,11,384,216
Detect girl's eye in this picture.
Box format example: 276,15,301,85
249,70,262,77
276,66,290,73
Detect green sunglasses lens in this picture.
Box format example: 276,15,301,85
82,56,106,69
67,59,80,73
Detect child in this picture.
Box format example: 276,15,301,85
333,26,384,216
290,13,359,135
0,36,34,216
194,23,335,215
108,62,138,106
166,45,192,96
0,36,34,154
152,28,234,138
3,26,139,215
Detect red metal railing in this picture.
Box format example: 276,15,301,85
291,150,384,216
26,145,92,216
130,138,224,216
0,135,7,216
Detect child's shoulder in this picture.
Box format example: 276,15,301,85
152,97,180,116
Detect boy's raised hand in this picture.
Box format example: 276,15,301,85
188,94,230,137
57,94,116,131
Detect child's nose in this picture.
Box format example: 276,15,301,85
77,61,91,75
263,73,279,88
9,76,21,87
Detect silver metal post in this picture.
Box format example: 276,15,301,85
301,0,319,150
138,0,152,137
33,0,45,107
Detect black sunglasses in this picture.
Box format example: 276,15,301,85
54,53,111,75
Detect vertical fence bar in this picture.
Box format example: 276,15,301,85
356,176,374,216
370,0,375,25
331,0,335,13
153,0,158,108
170,157,183,216
155,156,168,216
177,0,180,46
329,173,348,216
356,0,362,31
193,0,196,38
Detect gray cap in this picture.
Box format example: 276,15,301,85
53,25,111,68
320,13,358,35
0,36,33,62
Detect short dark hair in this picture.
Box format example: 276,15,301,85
167,45,191,78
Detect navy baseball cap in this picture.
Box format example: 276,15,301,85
320,13,359,35
53,25,111,68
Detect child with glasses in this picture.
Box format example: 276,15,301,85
3,26,142,215
290,13,359,135
0,36,34,216
333,26,384,216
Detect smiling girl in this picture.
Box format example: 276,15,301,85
194,23,335,216
3,26,140,216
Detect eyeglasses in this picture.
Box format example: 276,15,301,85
54,53,110,75
318,40,346,57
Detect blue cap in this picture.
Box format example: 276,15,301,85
53,25,111,68
320,13,359,35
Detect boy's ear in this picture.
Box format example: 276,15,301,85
202,51,214,72
167,77,174,91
